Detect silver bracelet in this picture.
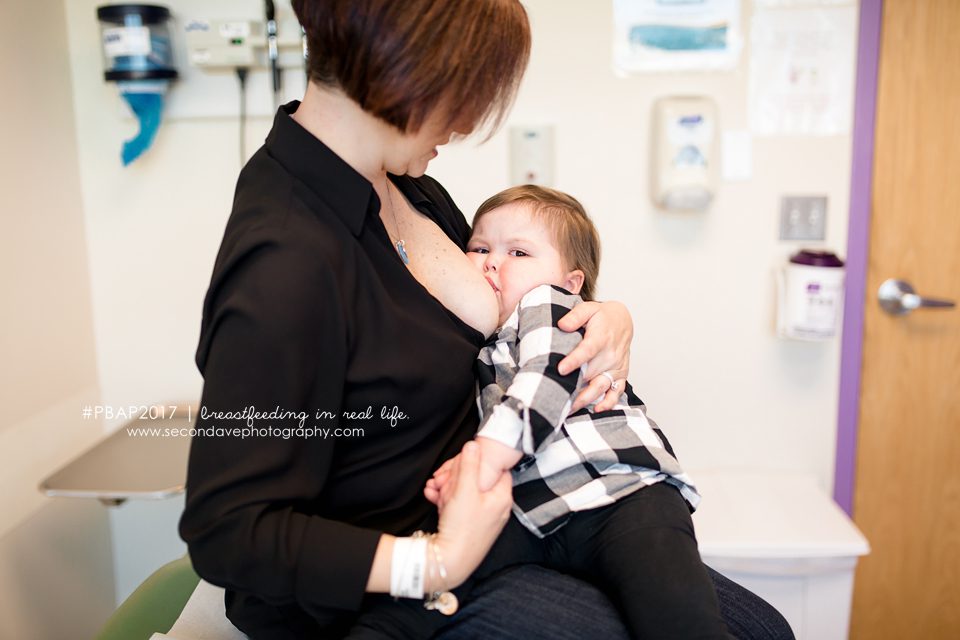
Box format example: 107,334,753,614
413,531,459,615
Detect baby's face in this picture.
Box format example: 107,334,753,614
467,203,579,325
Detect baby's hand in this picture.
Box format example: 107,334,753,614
425,439,521,507
425,455,458,507
475,437,522,492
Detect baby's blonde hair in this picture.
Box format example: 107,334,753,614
473,185,601,301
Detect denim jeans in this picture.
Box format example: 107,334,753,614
434,564,795,640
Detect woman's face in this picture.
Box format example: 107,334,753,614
389,110,471,177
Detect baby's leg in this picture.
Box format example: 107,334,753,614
469,512,546,583
561,483,733,640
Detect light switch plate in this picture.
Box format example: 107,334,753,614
780,196,827,241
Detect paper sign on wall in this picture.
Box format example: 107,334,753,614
612,0,742,74
748,5,857,136
753,0,853,6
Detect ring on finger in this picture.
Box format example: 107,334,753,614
600,371,618,391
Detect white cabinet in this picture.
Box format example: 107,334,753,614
691,472,869,640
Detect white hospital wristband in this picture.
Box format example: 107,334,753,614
389,535,428,599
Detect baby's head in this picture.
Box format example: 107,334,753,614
468,185,600,325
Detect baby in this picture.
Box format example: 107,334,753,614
426,185,732,639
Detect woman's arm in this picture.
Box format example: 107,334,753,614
181,234,382,613
367,441,513,593
556,300,633,412
183,231,513,610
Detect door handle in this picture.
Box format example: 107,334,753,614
878,279,956,316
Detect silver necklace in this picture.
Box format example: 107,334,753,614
384,179,410,265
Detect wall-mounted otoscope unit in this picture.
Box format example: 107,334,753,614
182,2,306,94
181,2,309,162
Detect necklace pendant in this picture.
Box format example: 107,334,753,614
396,240,410,265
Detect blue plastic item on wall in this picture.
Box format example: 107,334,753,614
119,88,165,166
97,4,178,165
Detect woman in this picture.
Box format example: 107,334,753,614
180,1,792,638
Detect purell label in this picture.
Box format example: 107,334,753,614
779,265,845,340
803,279,840,332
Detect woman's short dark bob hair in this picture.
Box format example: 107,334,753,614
291,0,531,136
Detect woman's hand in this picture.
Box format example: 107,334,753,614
557,300,633,412
431,441,513,589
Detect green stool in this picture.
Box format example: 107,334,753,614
94,555,200,640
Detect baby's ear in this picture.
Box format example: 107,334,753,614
563,270,585,295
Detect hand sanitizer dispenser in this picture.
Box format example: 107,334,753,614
651,96,719,211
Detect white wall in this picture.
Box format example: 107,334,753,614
0,0,115,636
57,0,856,607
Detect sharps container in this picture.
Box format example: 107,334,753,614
97,4,178,82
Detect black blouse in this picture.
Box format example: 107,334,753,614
179,102,485,631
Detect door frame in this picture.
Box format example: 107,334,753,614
833,0,883,515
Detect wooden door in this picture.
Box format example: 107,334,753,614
850,0,960,638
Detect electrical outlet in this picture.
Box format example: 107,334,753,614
780,196,827,241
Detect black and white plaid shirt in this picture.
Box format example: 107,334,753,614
476,284,700,538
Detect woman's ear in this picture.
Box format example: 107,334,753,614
563,269,585,295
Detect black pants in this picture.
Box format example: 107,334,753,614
349,483,733,639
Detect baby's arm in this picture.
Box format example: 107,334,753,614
424,285,583,506
475,436,523,492
476,285,585,454
427,285,584,504
426,440,521,505
427,438,520,503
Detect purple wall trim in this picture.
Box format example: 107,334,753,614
834,0,884,515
